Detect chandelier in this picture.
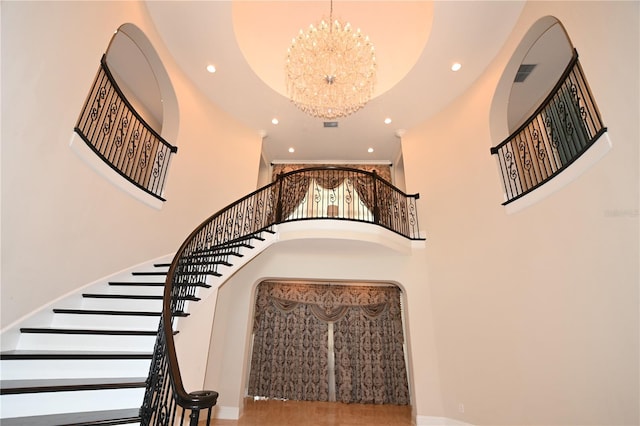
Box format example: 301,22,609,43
285,1,377,119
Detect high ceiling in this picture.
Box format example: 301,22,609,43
141,1,527,164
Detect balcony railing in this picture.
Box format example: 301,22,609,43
74,56,177,201
140,167,423,425
490,50,607,205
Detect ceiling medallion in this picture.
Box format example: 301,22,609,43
285,1,377,120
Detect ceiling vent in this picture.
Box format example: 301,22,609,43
323,121,339,128
514,64,537,83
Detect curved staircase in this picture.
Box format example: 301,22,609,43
0,228,277,425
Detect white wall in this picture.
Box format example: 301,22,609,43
402,1,638,425
204,236,444,420
0,1,262,328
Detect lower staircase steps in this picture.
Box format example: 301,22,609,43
1,227,278,424
0,261,170,422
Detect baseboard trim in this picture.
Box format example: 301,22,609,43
213,405,240,420
416,415,474,426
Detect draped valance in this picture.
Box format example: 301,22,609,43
276,169,380,221
254,281,400,325
272,163,392,184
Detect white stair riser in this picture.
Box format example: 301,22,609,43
0,387,145,418
16,333,157,352
51,313,161,330
79,298,163,311
0,359,151,380
88,285,165,297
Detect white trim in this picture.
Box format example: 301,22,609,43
505,131,612,214
69,132,164,210
213,405,240,420
416,415,474,426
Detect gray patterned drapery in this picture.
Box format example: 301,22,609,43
248,281,410,405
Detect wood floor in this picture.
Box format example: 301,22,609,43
207,398,414,426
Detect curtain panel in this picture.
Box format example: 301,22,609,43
248,281,410,405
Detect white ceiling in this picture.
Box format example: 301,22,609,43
135,1,528,164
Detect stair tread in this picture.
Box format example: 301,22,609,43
53,308,162,316
0,350,152,360
131,271,167,276
108,281,164,286
0,377,146,394
82,293,164,300
20,327,159,335
0,407,140,426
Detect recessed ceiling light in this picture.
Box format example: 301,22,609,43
368,148,374,153
288,147,295,153
451,62,462,72
384,118,392,124
206,64,216,73
272,118,279,125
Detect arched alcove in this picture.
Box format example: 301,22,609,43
506,21,573,132
490,16,572,148
105,23,179,142
71,23,180,208
489,16,611,212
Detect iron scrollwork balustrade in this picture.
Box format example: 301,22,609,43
140,167,422,425
490,49,607,205
74,55,178,201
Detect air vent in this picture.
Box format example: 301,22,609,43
323,121,338,128
514,64,537,83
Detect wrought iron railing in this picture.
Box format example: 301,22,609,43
140,167,422,425
74,56,177,201
490,50,607,205
275,167,422,239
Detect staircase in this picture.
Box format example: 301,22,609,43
0,227,277,426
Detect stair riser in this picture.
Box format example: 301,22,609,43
79,298,163,311
51,313,161,330
0,359,151,380
0,387,144,418
16,333,157,352
102,285,165,296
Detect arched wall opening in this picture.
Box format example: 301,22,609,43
489,16,611,212
70,22,180,208
490,16,572,156
106,23,179,143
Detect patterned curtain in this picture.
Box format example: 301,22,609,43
248,281,409,405
248,295,329,401
334,296,410,404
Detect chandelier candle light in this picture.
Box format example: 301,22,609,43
285,1,377,119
